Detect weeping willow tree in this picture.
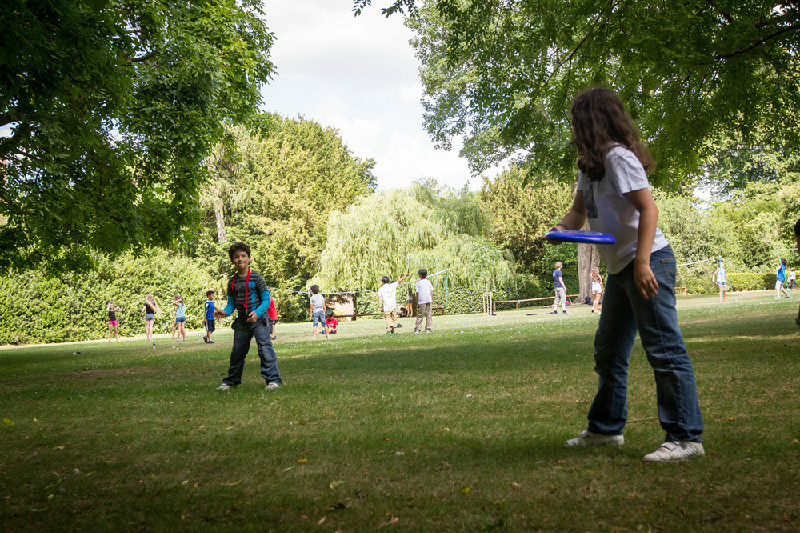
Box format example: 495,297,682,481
318,190,514,293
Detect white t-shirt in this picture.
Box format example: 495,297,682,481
577,144,669,275
416,278,434,304
378,281,399,312
310,293,325,312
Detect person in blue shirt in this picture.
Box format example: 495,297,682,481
203,290,216,344
776,258,790,299
214,242,282,391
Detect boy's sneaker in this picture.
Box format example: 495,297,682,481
642,441,704,462
265,382,281,390
203,336,208,343
562,310,568,314
207,339,214,344
152,342,156,349
216,383,232,391
414,330,420,334
425,329,431,333
565,430,624,447
550,311,559,315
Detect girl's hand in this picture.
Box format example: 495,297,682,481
634,261,659,299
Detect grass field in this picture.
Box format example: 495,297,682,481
1,291,799,532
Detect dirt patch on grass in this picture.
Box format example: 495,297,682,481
63,368,148,380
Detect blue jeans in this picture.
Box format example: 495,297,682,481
586,247,703,442
222,319,282,386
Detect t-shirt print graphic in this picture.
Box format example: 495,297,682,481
583,182,599,219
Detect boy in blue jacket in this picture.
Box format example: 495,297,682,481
215,242,283,391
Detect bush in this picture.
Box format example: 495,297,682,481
727,272,777,291
0,250,219,345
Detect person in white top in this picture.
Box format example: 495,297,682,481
377,272,410,334
414,269,435,333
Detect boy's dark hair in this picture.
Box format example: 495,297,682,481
326,309,334,318
794,218,800,236
310,285,319,294
418,269,427,279
228,242,250,260
782,258,787,266
206,290,215,298
381,276,390,284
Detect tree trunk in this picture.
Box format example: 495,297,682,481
577,219,600,303
215,201,227,243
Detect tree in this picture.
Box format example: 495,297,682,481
479,165,572,273
195,117,377,287
318,190,514,292
359,1,800,185
0,0,275,273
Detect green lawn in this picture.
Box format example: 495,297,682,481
1,291,799,532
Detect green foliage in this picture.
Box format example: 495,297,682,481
195,119,376,288
0,250,217,345
480,165,573,274
0,0,275,273
318,190,514,296
727,272,779,292
399,1,800,186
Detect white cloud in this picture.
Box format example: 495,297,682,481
260,0,490,192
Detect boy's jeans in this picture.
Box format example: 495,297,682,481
222,319,282,386
587,247,704,442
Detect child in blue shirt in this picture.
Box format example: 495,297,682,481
214,242,282,391
203,290,216,343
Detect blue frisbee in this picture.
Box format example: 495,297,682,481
545,229,617,245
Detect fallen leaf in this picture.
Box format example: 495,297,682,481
318,517,327,525
461,487,471,495
3,418,13,426
329,481,344,489
221,479,242,486
297,458,308,464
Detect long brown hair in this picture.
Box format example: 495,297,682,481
570,88,654,181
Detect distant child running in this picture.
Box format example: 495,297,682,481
203,290,216,343
776,258,790,299
550,88,704,462
326,309,339,334
172,294,186,342
214,242,282,391
590,267,603,313
142,294,160,348
378,272,410,334
551,262,567,314
309,285,328,338
414,269,434,333
106,301,121,342
713,261,728,303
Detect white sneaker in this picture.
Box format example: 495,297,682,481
265,382,282,390
643,441,704,462
565,430,624,447
216,383,232,391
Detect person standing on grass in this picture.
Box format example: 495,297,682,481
142,294,160,348
309,285,328,339
378,272,410,334
713,261,728,303
590,267,604,313
106,301,121,342
788,268,796,291
267,297,278,340
203,290,216,344
414,269,434,333
549,87,704,462
776,258,790,299
172,295,187,342
795,219,800,327
214,242,282,391
551,262,567,314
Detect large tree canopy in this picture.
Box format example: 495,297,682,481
0,0,274,272
357,1,800,184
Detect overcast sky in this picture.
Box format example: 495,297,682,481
260,0,491,191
